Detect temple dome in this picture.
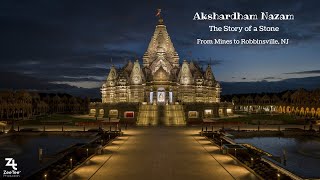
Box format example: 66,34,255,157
153,66,169,81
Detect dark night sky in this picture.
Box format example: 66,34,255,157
0,0,320,96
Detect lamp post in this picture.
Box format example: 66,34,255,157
44,173,47,180
220,139,222,150
235,148,237,157
251,157,254,167
70,158,73,169
277,173,280,180
38,148,43,161
86,148,89,157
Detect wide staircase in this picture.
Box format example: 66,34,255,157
136,104,158,126
163,104,186,126
137,104,186,126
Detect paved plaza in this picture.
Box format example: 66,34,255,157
66,127,259,180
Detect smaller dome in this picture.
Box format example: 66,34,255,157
153,66,169,81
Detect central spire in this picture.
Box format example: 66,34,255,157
143,11,180,68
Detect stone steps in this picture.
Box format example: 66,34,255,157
137,104,186,126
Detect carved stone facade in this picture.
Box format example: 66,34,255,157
92,17,232,125
101,18,221,105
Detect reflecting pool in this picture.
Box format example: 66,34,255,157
234,136,320,178
0,134,95,177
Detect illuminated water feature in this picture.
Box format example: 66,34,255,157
0,134,95,177
234,136,320,178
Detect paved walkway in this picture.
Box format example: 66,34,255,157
66,127,259,180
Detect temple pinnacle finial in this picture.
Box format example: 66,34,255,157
156,9,164,25
156,9,161,18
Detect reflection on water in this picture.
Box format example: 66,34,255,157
234,136,320,178
0,134,94,177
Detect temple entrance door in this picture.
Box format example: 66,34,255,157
157,88,166,105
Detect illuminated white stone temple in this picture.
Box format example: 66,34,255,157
90,17,233,125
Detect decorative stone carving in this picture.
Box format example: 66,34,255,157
106,65,117,87
130,60,145,85
178,60,194,85
205,65,216,86
153,66,169,81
